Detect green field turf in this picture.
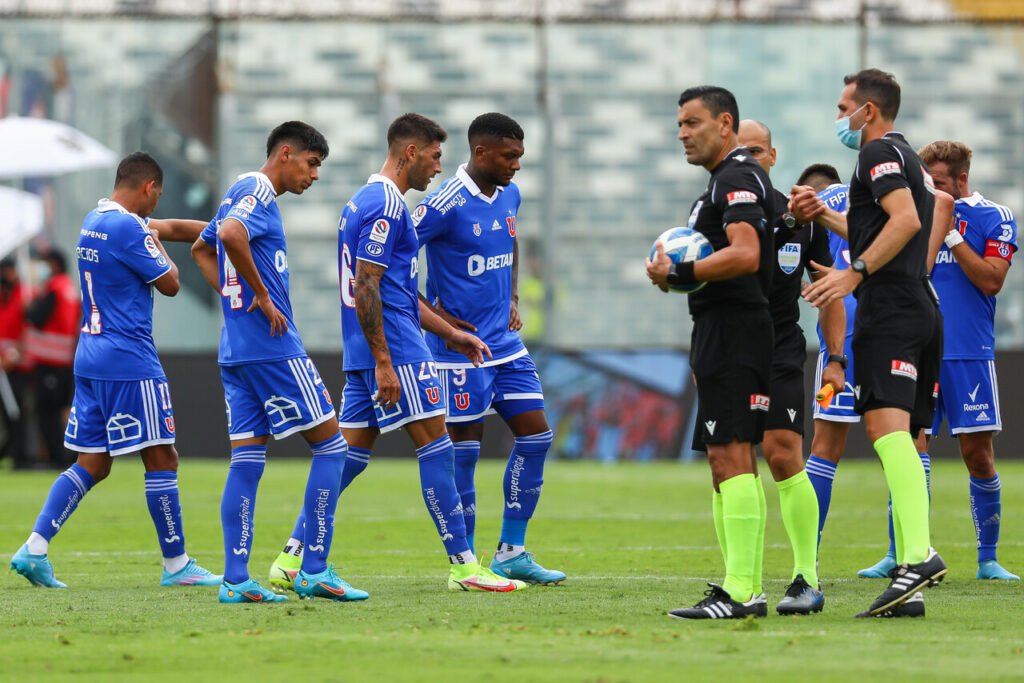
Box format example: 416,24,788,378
1,456,1022,682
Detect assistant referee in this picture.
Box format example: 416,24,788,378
803,69,947,617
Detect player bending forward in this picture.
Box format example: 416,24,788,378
11,153,220,589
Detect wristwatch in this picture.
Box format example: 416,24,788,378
851,258,868,279
827,353,848,370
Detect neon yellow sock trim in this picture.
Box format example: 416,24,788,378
776,469,820,588
719,473,760,601
874,431,930,564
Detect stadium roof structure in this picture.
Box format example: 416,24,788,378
0,0,975,22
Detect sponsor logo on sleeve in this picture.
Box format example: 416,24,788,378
144,234,161,258
890,360,918,380
727,190,758,206
369,219,390,244
411,204,427,226
870,161,901,181
365,242,384,257
750,394,770,411
230,194,257,220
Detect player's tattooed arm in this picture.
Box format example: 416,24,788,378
149,218,207,243
509,239,522,331
355,260,401,407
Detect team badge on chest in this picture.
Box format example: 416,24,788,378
778,242,801,274
473,223,482,237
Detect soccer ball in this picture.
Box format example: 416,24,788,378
650,227,712,293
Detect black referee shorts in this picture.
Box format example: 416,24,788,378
765,329,807,434
852,279,942,433
690,307,773,451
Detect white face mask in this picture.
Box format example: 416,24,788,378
34,263,51,282
836,103,868,150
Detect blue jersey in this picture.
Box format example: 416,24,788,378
200,172,306,366
339,174,432,371
415,165,525,367
815,183,856,353
932,192,1017,360
74,199,172,381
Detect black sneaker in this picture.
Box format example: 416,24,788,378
668,583,765,620
776,574,825,615
856,591,925,618
861,548,946,616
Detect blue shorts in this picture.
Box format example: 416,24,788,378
221,356,335,440
338,360,446,434
929,359,1001,436
439,354,545,425
65,376,176,456
811,342,860,423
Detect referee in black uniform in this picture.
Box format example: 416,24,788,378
737,119,846,615
647,86,773,620
804,69,947,617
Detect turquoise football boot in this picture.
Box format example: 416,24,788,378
218,578,288,603
161,558,223,586
489,552,565,585
294,565,369,601
977,560,1020,580
10,544,66,588
857,551,897,578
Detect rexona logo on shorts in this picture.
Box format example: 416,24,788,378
727,190,757,206
870,161,901,181
890,360,918,380
749,394,770,411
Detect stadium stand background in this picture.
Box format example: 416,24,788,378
1,0,1022,460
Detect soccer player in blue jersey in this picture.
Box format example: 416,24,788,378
856,141,1018,581
10,152,221,589
412,112,565,586
190,122,364,603
332,112,523,592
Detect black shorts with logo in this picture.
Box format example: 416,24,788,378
690,307,773,451
852,277,942,433
766,363,805,434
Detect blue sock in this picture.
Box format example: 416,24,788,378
453,440,480,551
302,433,346,575
287,446,370,555
500,430,552,546
970,474,1001,563
144,471,185,559
416,435,469,556
221,445,266,584
32,463,95,541
340,446,371,493
805,455,837,548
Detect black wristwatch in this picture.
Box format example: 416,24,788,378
827,353,848,370
851,258,868,279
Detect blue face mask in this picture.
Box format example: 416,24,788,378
836,103,868,150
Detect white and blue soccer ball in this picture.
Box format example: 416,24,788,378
650,226,713,293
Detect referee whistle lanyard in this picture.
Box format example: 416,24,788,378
836,104,868,150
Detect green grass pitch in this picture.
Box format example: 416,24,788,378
1,457,1022,681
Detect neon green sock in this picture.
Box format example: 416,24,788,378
753,475,766,595
719,473,760,602
875,431,930,564
777,469,820,588
712,489,727,566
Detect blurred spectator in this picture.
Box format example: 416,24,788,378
25,249,78,468
0,257,35,468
